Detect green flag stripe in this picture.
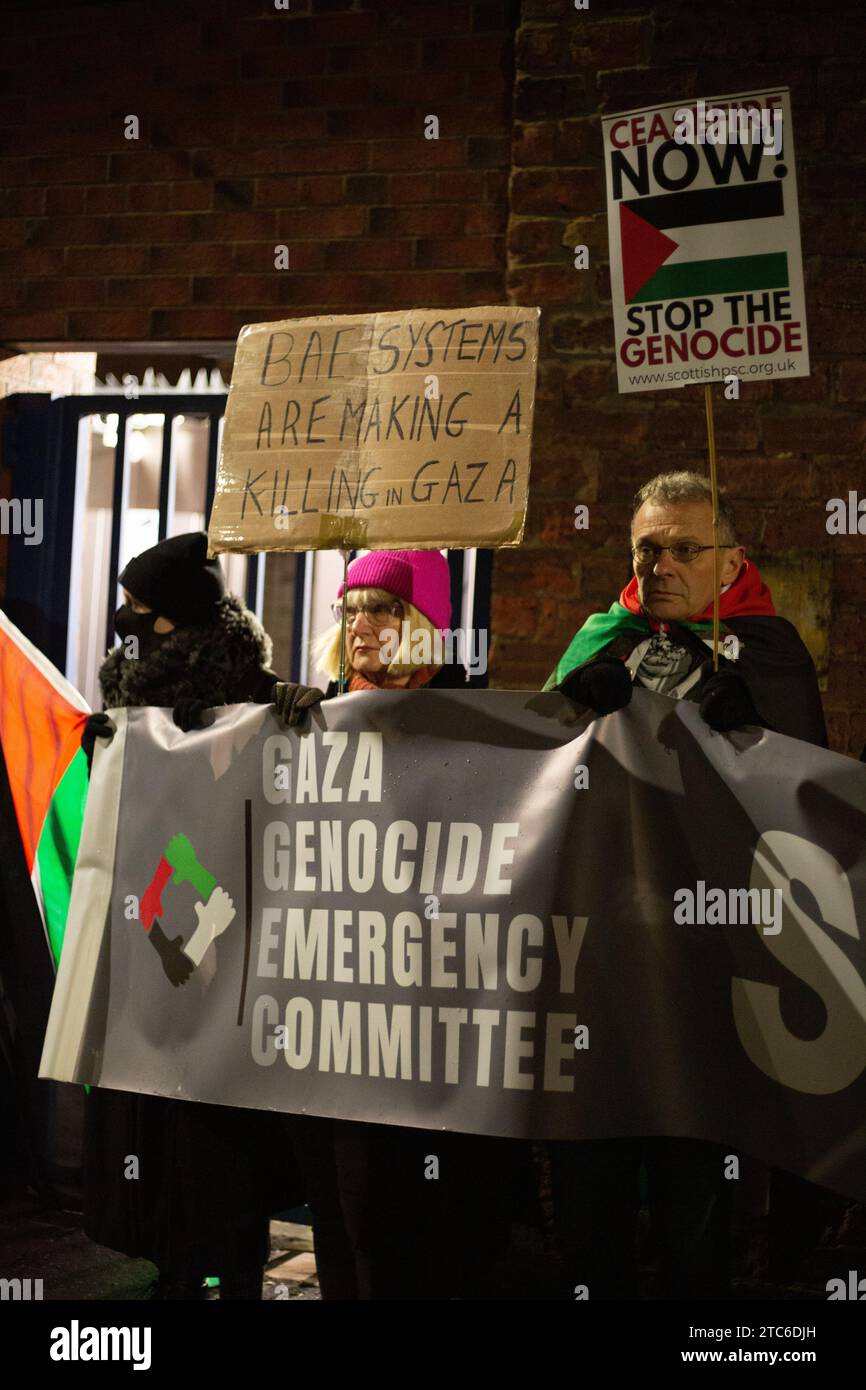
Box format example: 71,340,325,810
543,601,718,690
631,251,789,303
34,746,89,967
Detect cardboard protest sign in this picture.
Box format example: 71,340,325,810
207,307,540,553
602,88,809,393
41,690,866,1200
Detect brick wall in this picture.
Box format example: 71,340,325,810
0,0,515,341
1,0,863,753
500,0,866,756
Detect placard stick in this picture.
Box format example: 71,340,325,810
337,549,350,693
704,384,721,672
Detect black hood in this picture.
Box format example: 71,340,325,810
99,593,274,710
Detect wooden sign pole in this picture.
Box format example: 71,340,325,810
704,383,721,672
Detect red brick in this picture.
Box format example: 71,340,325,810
391,173,434,203
719,456,816,502
509,262,592,304
463,203,502,235
330,41,419,73
363,270,465,305
761,505,838,550
126,184,173,213
556,118,600,164
824,710,851,757
368,139,465,172
837,360,866,403
24,278,104,309
374,204,464,237
325,239,414,270
848,711,866,759
66,244,149,275
436,171,484,202
515,25,564,72
67,309,151,338
370,71,466,105
773,365,830,404
811,306,866,354
149,308,245,338
28,153,109,184
277,206,366,238
508,217,567,261
816,64,866,105
326,107,418,140
45,186,85,214
415,235,501,269
833,557,866,605
570,17,650,68
233,110,327,142
192,274,285,306
107,276,191,307
550,313,614,355
763,411,866,456
1,187,45,215
171,182,213,212
107,150,191,182
826,661,866,703
150,243,232,273
514,76,591,122
84,185,126,215
511,167,603,215
512,122,557,167
382,3,471,36
0,277,25,308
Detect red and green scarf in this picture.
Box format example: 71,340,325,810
543,561,776,690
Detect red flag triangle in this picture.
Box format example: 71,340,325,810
620,203,679,302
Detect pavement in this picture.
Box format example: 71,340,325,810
0,1194,320,1301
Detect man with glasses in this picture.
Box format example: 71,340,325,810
543,470,827,1300
546,469,826,745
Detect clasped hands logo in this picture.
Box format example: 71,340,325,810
139,833,236,986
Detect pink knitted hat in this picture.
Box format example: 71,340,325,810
337,549,452,631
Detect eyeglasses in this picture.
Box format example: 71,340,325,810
631,542,727,565
331,600,404,625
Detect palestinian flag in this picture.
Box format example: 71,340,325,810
0,610,90,968
621,181,789,303
544,560,776,689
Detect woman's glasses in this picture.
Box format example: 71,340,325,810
331,600,404,626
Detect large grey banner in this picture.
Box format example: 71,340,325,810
41,688,866,1199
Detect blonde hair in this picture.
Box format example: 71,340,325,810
312,585,442,681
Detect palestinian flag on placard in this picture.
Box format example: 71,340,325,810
0,609,90,968
621,181,789,303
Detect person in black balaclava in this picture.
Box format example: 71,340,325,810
80,532,302,1300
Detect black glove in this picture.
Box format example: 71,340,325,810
81,712,115,775
172,697,209,732
559,654,633,716
273,681,325,727
148,921,194,987
698,665,761,732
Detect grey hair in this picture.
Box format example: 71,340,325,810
632,470,738,544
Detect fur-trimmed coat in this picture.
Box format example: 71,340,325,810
99,593,277,711
84,595,300,1275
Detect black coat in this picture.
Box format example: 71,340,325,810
292,660,532,1299
83,596,302,1274
571,614,828,748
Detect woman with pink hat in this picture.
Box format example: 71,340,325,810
273,549,526,1299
